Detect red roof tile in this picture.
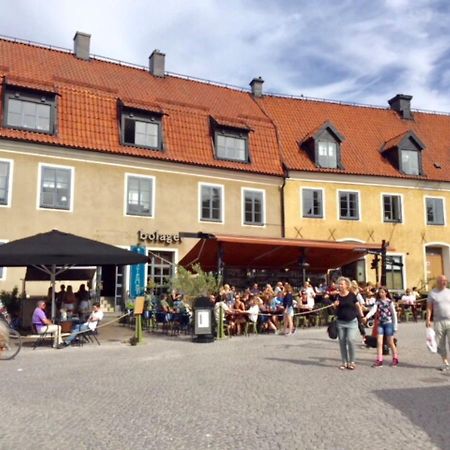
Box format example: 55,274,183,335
0,38,449,182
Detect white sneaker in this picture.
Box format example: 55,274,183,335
440,364,449,372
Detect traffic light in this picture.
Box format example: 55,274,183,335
371,255,379,270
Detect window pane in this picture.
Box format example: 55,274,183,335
340,192,358,219
0,161,9,205
318,141,337,168
244,191,263,225
426,198,444,225
401,150,419,175
7,98,51,132
216,134,247,162
201,185,222,221
127,176,153,216
303,189,322,218
40,167,71,210
135,121,158,148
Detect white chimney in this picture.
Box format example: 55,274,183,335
149,49,165,77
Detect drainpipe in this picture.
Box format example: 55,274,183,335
280,164,288,238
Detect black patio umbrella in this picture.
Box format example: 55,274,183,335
0,230,149,318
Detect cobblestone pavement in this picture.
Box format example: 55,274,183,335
1,320,449,450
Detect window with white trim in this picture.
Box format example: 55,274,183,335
302,189,323,218
147,250,175,296
4,89,55,134
0,161,11,206
339,191,359,220
243,189,264,226
200,184,223,222
426,197,444,225
39,165,72,210
126,175,154,217
383,195,402,223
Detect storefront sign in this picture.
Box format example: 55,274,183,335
138,230,181,245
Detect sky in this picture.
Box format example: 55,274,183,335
1,0,450,112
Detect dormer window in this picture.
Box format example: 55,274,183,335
121,109,162,150
4,88,56,134
301,121,344,169
215,129,248,162
318,140,338,168
211,116,250,163
400,149,420,175
382,131,424,176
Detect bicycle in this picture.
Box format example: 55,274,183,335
0,309,22,360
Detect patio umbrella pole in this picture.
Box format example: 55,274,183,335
51,264,56,320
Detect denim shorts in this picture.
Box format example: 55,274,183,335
377,322,394,336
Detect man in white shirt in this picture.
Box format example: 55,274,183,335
60,302,104,347
427,275,450,371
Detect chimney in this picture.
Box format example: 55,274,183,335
149,49,165,77
388,94,413,119
250,77,264,97
73,31,91,60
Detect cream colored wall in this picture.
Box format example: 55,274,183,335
0,141,282,293
284,175,450,288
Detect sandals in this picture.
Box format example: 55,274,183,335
347,363,356,370
339,364,347,370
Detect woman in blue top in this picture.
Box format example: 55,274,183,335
333,277,364,370
283,284,295,335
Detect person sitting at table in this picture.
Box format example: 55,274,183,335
233,294,247,335
61,302,104,347
62,285,77,315
398,288,418,321
32,300,63,348
76,284,91,321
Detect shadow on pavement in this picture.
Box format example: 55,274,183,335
374,385,450,450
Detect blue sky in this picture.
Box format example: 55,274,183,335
2,0,450,112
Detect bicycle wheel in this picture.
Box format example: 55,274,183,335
0,329,22,360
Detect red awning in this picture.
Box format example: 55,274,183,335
179,234,388,272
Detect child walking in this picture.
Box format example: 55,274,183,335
364,287,399,367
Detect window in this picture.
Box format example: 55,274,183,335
317,141,337,168
383,195,402,223
339,191,359,220
126,175,154,217
302,188,323,218
243,189,264,226
386,255,404,290
121,110,162,150
426,198,445,225
147,250,175,296
215,130,248,162
0,160,11,206
401,150,420,175
39,165,72,210
4,89,55,134
200,184,223,222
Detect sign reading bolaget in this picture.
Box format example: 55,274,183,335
138,230,181,245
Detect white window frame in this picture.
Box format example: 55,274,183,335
0,240,7,280
317,140,338,168
144,247,179,294
198,182,225,224
241,187,266,227
0,158,13,208
300,187,325,219
37,163,74,212
124,173,156,218
424,196,446,226
337,189,361,221
380,193,404,224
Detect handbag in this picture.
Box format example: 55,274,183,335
327,319,338,339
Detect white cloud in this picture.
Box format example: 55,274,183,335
1,0,450,111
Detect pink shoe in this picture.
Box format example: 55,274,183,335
372,360,383,368
391,357,399,367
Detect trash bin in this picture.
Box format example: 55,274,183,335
192,296,214,343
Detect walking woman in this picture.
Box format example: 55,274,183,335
364,287,398,367
333,277,364,370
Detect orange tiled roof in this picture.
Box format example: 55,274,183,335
0,37,449,181
256,95,450,181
